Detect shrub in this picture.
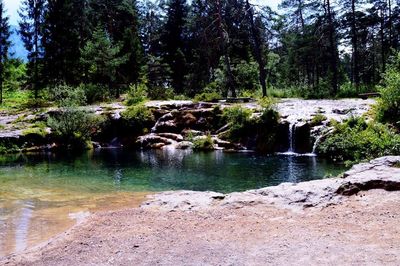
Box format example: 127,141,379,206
126,84,148,106
48,84,86,107
48,108,100,149
193,134,214,150
310,114,327,126
194,91,222,102
318,117,400,163
80,83,109,104
147,86,174,100
222,106,253,142
375,52,400,129
337,82,373,98
121,104,154,135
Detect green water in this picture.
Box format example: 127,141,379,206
0,149,346,256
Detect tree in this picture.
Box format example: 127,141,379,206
88,0,143,86
0,0,11,104
18,0,46,99
80,26,128,97
161,0,188,94
245,0,268,97
43,0,90,85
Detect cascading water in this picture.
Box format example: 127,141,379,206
288,123,296,153
311,135,323,154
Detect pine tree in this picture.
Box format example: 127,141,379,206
80,26,128,97
88,0,143,86
43,0,90,85
18,0,46,99
0,0,10,104
161,0,188,94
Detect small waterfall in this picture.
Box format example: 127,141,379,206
288,123,296,153
311,135,323,154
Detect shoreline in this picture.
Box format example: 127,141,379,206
2,156,400,265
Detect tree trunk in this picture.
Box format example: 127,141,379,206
351,0,360,88
380,7,386,73
326,0,339,95
245,0,268,97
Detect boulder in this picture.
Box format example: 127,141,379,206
157,133,184,142
175,141,194,150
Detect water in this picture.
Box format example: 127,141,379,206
0,149,346,256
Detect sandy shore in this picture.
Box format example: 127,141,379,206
2,156,400,265
1,189,400,266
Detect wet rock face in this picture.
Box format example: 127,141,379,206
142,156,400,212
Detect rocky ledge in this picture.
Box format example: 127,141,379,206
142,156,400,212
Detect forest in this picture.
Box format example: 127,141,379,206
0,0,399,103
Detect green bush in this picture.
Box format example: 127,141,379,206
121,104,154,135
80,83,109,104
222,106,253,142
375,52,400,129
48,108,100,149
194,91,222,102
126,84,148,106
310,114,327,126
318,117,400,163
48,84,86,107
147,86,174,100
337,82,372,98
193,134,214,150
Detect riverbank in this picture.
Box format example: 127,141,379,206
2,156,400,265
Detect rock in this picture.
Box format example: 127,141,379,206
157,133,184,142
181,129,203,137
212,137,236,149
152,120,179,133
175,141,194,150
142,191,225,211
142,156,400,212
150,143,166,149
176,113,197,127
137,134,173,149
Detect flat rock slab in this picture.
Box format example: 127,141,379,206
143,156,400,212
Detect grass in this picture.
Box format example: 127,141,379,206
0,90,31,112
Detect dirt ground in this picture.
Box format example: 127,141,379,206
2,189,400,266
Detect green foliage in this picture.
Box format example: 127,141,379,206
121,103,154,134
222,106,253,142
318,117,400,163
4,59,27,91
193,134,214,150
336,82,373,98
310,114,327,126
126,84,148,106
0,89,30,111
47,84,99,150
47,109,100,150
48,84,86,107
194,91,222,102
81,26,128,96
79,83,109,104
23,122,48,137
375,52,400,129
146,86,174,100
234,60,259,92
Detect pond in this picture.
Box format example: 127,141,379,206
0,149,347,257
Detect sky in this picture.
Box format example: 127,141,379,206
4,0,282,25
